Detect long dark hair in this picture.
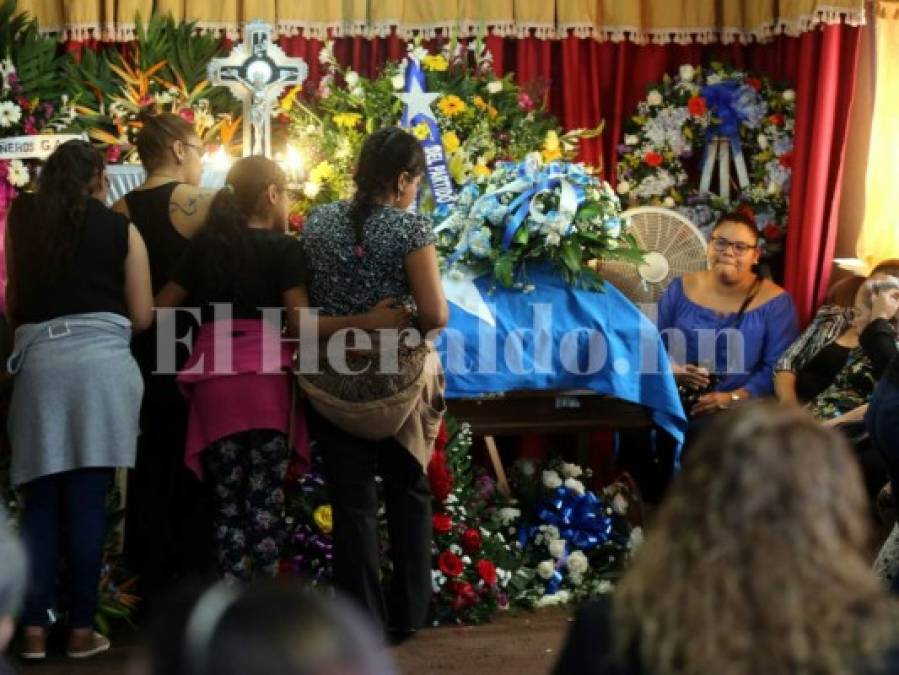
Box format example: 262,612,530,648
135,112,196,172
195,155,286,303
8,139,104,287
349,127,426,247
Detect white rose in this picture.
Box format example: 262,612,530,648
568,572,583,586
758,134,769,150
559,462,583,479
566,550,590,575
679,64,696,82
555,590,571,604
612,493,628,515
616,180,631,195
345,70,360,88
549,539,567,559
543,525,561,541
537,560,556,580
663,196,676,208
629,526,645,550
542,470,562,489
487,80,503,94
597,580,614,594
624,134,639,146
646,90,663,106
391,74,405,90
564,478,585,496
782,89,796,102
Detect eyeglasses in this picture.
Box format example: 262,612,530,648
180,141,204,155
710,235,757,256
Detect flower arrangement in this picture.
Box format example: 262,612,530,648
280,459,334,585
435,154,644,290
507,457,642,607
616,62,795,250
287,37,602,217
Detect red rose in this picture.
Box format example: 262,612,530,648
428,450,454,503
432,513,453,535
745,76,762,91
178,107,195,123
762,223,783,241
461,528,482,554
476,559,497,585
438,550,464,577
643,151,663,168
687,95,707,117
769,113,785,126
778,152,793,168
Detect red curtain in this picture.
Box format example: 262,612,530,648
279,27,861,324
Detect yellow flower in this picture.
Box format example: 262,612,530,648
421,54,449,72
449,152,468,184
438,95,467,117
442,130,461,153
313,505,333,534
488,105,498,119
473,95,488,110
473,160,492,178
412,122,431,141
310,160,335,184
333,112,362,129
542,130,562,162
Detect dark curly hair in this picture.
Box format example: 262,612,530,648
349,126,426,248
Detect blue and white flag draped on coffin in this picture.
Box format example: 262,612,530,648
435,264,686,446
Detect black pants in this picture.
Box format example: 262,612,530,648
308,408,432,632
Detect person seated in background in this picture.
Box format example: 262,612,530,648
658,211,798,419
0,508,26,675
555,402,899,675
146,581,397,675
774,275,899,497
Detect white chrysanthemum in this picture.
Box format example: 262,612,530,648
616,180,631,195
679,64,696,82
549,539,567,559
543,525,560,541
663,196,676,208
7,159,29,187
782,89,796,102
624,134,639,146
318,41,337,65
646,90,663,106
564,478,585,496
758,133,769,150
345,70,360,88
498,507,521,525
542,470,562,489
612,493,628,515
567,550,590,575
391,74,405,90
0,101,22,128
597,580,614,594
536,560,556,580
487,80,503,94
629,526,645,550
559,462,583,479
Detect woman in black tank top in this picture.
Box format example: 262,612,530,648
114,113,217,608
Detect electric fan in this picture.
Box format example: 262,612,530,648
600,206,709,304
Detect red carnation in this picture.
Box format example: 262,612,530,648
461,528,482,554
762,223,783,241
438,550,464,577
745,76,762,91
476,559,497,585
778,152,793,168
432,512,453,535
687,95,707,117
428,451,454,503
643,151,663,168
769,113,785,126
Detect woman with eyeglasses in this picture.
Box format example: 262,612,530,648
657,211,798,419
112,112,218,609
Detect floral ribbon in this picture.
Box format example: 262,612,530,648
698,81,757,201
518,486,614,553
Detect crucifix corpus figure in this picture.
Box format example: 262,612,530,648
208,20,308,158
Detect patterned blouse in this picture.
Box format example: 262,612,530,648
300,201,436,316
774,305,884,419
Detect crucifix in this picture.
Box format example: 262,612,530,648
208,20,308,158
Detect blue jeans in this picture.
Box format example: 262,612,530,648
19,468,112,628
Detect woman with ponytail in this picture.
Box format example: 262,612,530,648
156,156,409,584
5,140,153,659
300,127,447,642
113,112,217,605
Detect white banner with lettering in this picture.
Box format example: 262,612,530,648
0,134,86,161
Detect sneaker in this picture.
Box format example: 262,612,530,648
20,627,47,660
66,631,111,659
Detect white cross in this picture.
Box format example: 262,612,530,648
208,21,308,158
